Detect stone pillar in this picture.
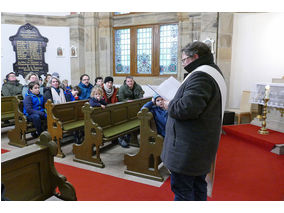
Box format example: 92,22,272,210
69,14,85,85
97,13,112,79
177,12,194,81
177,12,218,81
216,12,234,108
82,12,99,83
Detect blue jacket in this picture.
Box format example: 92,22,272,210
78,82,93,100
65,89,75,101
22,85,44,97
89,97,107,107
23,91,46,118
142,101,168,137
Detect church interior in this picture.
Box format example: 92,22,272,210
1,6,284,208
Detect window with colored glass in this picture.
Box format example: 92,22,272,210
113,23,178,76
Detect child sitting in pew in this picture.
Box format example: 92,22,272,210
23,82,47,138
141,94,168,137
89,86,107,109
65,86,81,101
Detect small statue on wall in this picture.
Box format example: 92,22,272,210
70,46,77,57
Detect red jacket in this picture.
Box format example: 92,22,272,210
102,87,119,104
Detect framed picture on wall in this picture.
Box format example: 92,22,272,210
70,46,77,57
56,47,64,57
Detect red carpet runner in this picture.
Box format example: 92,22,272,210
2,124,284,200
222,124,284,151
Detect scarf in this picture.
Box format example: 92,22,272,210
103,84,114,99
51,87,66,104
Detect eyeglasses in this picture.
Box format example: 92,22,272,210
181,56,190,64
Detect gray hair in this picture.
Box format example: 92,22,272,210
181,41,211,58
125,75,133,80
46,76,62,88
25,72,39,84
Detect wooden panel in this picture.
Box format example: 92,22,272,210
2,162,42,200
124,107,164,181
92,110,111,128
111,107,128,125
2,132,77,201
1,96,14,114
76,102,86,120
53,106,76,122
128,103,141,119
19,101,24,113
1,148,51,201
52,100,86,123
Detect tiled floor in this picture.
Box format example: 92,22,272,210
1,126,170,187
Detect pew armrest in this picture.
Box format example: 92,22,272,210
2,131,77,201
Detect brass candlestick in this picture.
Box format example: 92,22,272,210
258,98,269,135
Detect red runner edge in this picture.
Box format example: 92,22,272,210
222,124,284,151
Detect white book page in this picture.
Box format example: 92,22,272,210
147,76,181,101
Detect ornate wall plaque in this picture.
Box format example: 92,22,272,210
9,23,49,78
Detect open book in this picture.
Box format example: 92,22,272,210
147,76,181,101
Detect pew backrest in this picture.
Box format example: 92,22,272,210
89,98,150,132
1,96,23,125
1,131,77,201
1,96,15,117
72,97,151,168
46,99,87,127
45,99,88,157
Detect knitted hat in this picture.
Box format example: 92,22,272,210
153,93,161,102
52,72,60,78
104,76,114,83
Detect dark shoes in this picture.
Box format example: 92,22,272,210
118,137,129,148
75,135,83,144
31,132,39,138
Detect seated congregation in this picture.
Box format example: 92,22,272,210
1,71,168,192
2,72,148,147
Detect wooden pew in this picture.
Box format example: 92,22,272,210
124,108,164,181
1,131,77,201
1,96,22,128
73,97,151,168
1,96,16,127
45,99,88,158
7,96,39,147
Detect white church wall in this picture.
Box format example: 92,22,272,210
229,13,284,108
1,24,71,85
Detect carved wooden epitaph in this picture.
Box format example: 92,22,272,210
9,23,48,78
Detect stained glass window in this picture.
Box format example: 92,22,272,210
114,29,130,74
159,24,178,75
113,23,178,76
137,28,152,74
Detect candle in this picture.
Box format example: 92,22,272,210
265,85,270,99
